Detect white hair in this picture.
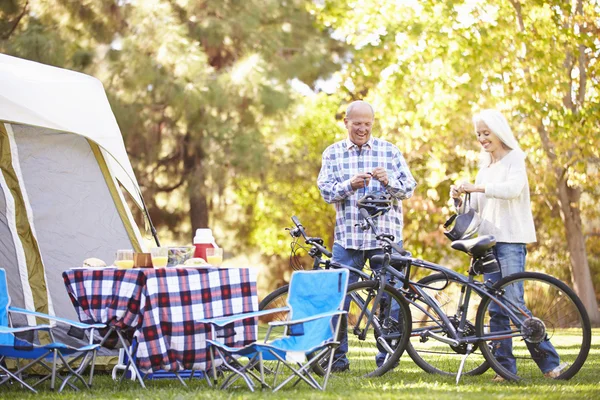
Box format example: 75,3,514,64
473,109,524,167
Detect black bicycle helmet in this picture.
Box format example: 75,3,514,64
357,191,392,218
443,208,481,241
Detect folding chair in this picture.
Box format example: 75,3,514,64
0,268,105,393
199,269,349,392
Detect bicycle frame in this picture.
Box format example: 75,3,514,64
360,220,535,349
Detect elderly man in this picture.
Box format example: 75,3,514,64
317,100,417,371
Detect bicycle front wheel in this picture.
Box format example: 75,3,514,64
258,285,290,342
476,272,591,381
406,273,489,376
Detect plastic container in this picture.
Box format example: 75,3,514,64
193,228,218,261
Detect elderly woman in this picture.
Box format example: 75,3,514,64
450,109,566,381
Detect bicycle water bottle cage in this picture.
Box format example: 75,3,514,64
358,191,393,218
470,248,500,276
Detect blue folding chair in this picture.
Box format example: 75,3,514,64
198,269,349,392
0,268,105,392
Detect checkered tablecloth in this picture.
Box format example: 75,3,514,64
63,267,258,372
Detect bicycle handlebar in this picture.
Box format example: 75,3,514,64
290,216,333,258
359,208,410,257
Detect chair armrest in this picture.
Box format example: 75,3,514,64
0,324,52,333
196,307,290,327
8,306,106,330
268,310,347,327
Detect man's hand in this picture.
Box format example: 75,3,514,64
350,173,372,190
371,167,389,187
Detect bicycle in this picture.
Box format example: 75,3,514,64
261,194,591,382
259,216,412,378
360,196,591,382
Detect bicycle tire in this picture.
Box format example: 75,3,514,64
312,280,411,377
475,271,591,381
405,273,490,376
258,285,290,342
259,280,412,378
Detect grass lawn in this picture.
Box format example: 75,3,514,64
2,328,598,400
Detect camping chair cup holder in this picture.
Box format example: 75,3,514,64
197,269,350,392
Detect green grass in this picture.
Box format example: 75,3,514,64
2,329,599,400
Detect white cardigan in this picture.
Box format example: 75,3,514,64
468,150,537,244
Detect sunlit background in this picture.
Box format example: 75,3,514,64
1,0,598,323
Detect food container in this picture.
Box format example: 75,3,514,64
167,246,195,267
133,253,153,268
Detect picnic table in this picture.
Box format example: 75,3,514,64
62,266,258,372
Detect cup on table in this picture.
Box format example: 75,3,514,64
206,248,223,266
115,249,134,269
150,247,168,268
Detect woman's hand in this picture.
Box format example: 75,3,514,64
450,185,462,198
453,182,485,195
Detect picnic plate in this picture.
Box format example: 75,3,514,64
70,266,118,271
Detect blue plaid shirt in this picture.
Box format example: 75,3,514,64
317,137,417,250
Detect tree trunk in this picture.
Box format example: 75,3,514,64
556,176,600,324
187,162,209,233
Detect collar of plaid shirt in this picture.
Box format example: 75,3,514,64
329,137,404,250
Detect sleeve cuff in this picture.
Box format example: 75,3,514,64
343,179,354,195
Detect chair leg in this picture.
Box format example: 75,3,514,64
269,349,327,392
174,370,187,387
51,349,58,390
322,346,337,390
56,350,96,392
214,348,255,392
116,330,146,389
0,363,38,393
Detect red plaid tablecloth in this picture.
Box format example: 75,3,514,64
62,267,258,372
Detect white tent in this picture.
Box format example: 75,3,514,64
0,53,147,360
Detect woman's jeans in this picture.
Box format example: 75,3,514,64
484,242,560,374
332,241,403,368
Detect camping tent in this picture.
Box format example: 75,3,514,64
0,53,147,362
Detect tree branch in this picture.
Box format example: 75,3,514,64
2,1,29,40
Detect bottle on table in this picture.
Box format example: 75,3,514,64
193,228,218,262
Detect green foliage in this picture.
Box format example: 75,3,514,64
0,0,598,298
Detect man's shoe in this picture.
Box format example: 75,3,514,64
544,362,568,379
491,374,506,383
330,362,350,373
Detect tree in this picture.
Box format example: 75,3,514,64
309,0,600,321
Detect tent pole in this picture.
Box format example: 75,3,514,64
139,195,160,247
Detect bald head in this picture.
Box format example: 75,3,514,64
344,101,375,147
345,101,374,119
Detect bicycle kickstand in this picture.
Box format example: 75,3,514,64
455,343,474,385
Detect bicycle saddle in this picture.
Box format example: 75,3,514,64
451,235,496,258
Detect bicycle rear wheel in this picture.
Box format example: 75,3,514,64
476,272,591,381
406,273,489,376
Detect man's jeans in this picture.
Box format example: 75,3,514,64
332,242,403,367
484,243,560,374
